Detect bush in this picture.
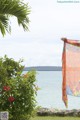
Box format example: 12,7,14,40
0,55,37,120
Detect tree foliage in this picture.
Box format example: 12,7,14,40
0,0,30,36
0,55,37,120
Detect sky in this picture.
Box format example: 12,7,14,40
0,0,80,66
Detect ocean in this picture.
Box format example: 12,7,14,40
24,71,80,110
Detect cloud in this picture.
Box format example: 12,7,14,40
0,0,80,66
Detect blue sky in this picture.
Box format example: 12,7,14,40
0,0,80,67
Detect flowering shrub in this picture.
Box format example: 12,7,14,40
0,55,37,120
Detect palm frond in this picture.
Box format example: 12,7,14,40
0,21,6,36
0,14,11,36
0,0,30,35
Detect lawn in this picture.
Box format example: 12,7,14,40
31,116,80,120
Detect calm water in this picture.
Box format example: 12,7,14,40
24,71,80,110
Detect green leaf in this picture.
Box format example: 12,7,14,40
0,0,30,36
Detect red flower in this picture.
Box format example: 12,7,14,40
3,86,10,91
8,96,15,102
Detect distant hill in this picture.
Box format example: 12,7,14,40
23,66,62,71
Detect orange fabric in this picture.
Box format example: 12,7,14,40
62,38,80,108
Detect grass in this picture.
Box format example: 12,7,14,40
31,116,80,120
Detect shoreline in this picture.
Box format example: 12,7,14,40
23,66,62,71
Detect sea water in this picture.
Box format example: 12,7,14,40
24,71,80,110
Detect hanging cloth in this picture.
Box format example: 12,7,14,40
62,38,80,108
